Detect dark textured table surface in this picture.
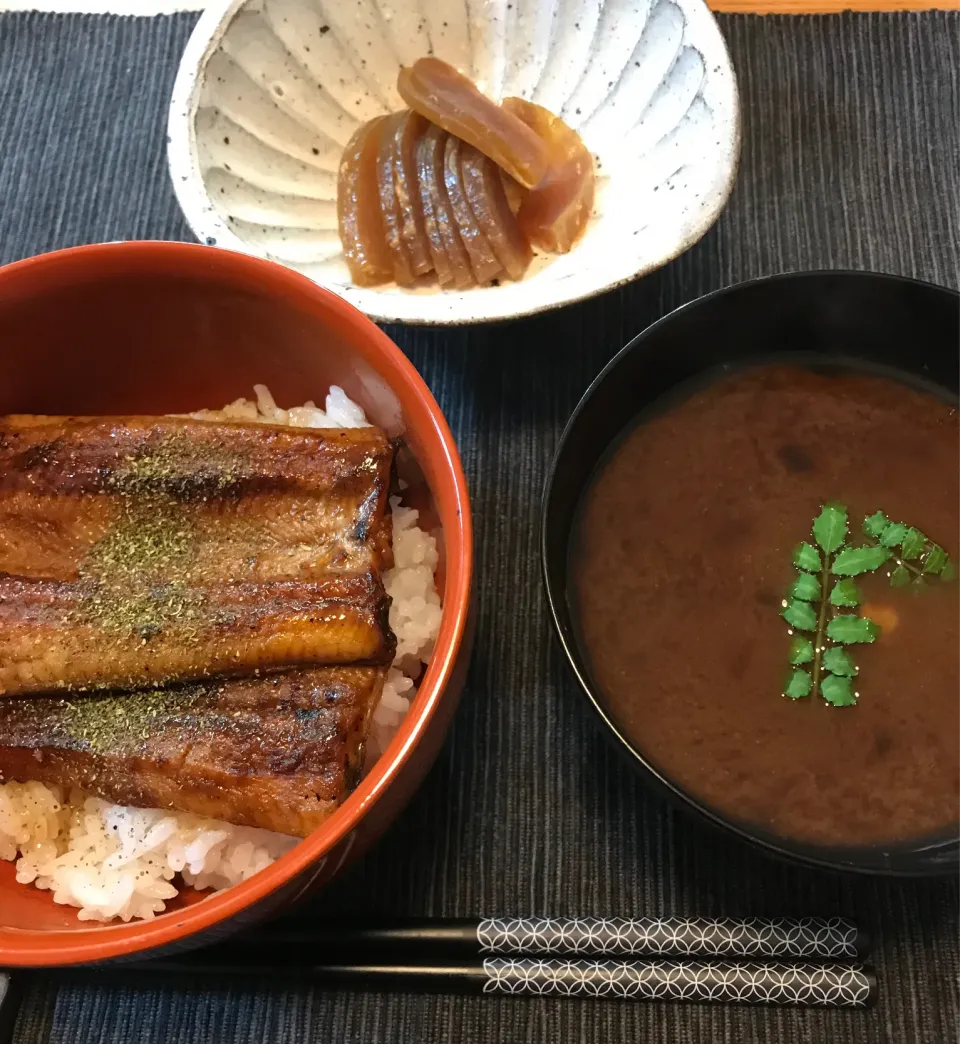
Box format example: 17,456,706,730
1,11,958,1044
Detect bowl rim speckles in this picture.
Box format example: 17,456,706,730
167,0,742,326
541,270,960,877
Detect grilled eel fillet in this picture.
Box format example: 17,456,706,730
0,416,396,695
0,667,385,836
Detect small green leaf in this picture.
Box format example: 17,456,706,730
879,522,909,548
789,636,814,664
832,545,891,576
813,503,848,554
827,615,880,644
784,669,812,699
889,565,910,587
941,560,956,582
821,674,857,707
822,647,858,676
782,600,818,631
923,545,948,575
829,579,860,607
863,511,889,538
793,542,822,572
789,572,821,602
900,528,926,560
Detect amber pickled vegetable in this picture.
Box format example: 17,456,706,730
501,170,524,217
419,127,474,289
416,125,472,288
398,58,551,190
337,116,393,286
460,143,532,281
376,112,416,286
415,143,455,286
443,135,502,284
337,65,593,290
390,110,434,278
503,96,595,253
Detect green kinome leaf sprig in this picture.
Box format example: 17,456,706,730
780,503,955,708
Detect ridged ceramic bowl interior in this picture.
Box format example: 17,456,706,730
169,0,739,324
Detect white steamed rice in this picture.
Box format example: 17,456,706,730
0,386,441,922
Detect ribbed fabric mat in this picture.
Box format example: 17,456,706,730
2,11,959,1044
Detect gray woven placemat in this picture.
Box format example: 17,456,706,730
2,11,958,1044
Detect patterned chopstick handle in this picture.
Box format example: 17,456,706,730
481,959,875,1007
477,916,864,959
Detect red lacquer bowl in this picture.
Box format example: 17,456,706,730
0,242,473,966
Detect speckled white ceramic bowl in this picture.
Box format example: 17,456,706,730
168,0,740,324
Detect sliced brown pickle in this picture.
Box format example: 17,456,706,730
376,112,416,285
337,116,393,286
414,125,456,286
390,110,434,278
460,143,532,281
443,135,502,285
398,57,551,189
502,96,595,254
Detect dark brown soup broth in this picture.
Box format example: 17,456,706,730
571,363,959,847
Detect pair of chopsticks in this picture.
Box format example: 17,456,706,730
214,916,875,1006
0,915,876,1037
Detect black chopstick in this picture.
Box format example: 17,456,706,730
5,958,876,1009
252,915,869,961
266,957,877,1007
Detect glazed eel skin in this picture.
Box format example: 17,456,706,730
0,416,396,695
0,667,385,836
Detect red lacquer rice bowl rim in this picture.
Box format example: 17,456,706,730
0,242,473,966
